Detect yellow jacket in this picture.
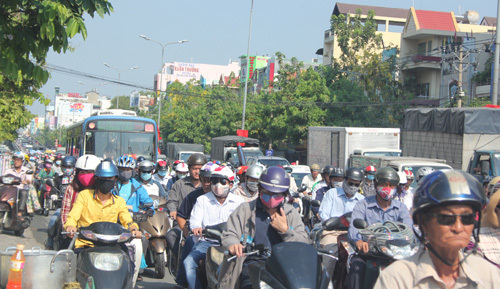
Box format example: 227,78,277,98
64,189,138,248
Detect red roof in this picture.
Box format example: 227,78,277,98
415,10,456,31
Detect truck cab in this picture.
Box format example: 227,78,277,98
467,150,500,181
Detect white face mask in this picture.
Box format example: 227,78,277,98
211,183,230,198
246,181,259,192
331,181,343,188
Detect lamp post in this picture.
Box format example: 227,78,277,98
241,0,254,131
102,63,139,109
139,35,188,129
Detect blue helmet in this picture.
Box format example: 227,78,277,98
95,160,118,178
117,155,136,169
413,170,487,220
259,166,290,194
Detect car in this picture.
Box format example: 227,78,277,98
246,156,291,168
289,165,311,188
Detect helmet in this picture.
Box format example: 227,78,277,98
487,176,500,194
12,152,24,160
95,160,119,178
404,170,414,180
374,167,400,186
396,171,407,184
413,170,487,220
24,154,30,162
75,154,101,171
156,160,168,171
322,165,334,176
364,165,376,175
138,160,155,172
117,155,136,169
329,167,344,178
55,153,63,160
44,156,53,164
237,166,248,176
61,156,77,167
136,156,146,164
187,153,207,166
176,162,188,173
416,167,435,182
344,167,364,182
310,164,321,171
259,166,290,194
246,165,264,179
200,162,219,178
211,166,234,181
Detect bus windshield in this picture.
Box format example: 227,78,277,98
89,131,155,161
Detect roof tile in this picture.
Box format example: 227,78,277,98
334,3,408,19
415,10,456,31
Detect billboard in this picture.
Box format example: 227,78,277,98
171,62,201,80
59,102,93,116
130,91,140,107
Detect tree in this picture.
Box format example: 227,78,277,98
0,0,113,141
109,96,131,110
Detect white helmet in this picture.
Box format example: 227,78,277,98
75,154,101,171
211,166,235,181
416,167,435,183
246,165,264,179
396,172,407,184
176,162,189,173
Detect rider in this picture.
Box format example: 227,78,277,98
53,153,64,176
54,156,77,196
311,165,333,200
395,171,413,212
4,152,31,222
231,164,264,202
313,167,342,214
360,165,376,197
300,164,322,196
476,186,500,268
153,160,171,193
184,166,244,289
347,167,413,289
167,161,188,192
374,170,499,288
220,166,309,289
135,160,167,198
36,157,56,188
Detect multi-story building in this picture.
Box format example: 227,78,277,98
322,3,408,66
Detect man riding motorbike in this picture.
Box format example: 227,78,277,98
153,160,171,193
231,164,264,202
3,152,31,222
361,166,376,197
135,160,166,198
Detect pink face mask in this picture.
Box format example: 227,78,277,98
78,173,95,187
260,193,285,209
376,186,397,201
45,163,52,169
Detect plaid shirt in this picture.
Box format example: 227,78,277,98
478,227,500,268
61,184,77,225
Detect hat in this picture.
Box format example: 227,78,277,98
310,164,320,171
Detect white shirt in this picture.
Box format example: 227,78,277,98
153,173,170,191
190,192,244,241
311,180,327,200
301,174,323,194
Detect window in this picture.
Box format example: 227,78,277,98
416,83,430,96
417,43,426,55
427,41,432,55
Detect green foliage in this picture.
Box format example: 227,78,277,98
471,55,493,85
109,96,131,110
0,0,113,141
35,126,66,149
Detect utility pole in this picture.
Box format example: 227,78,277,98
492,0,500,105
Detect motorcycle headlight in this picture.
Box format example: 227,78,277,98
259,280,273,289
380,244,419,259
94,233,120,242
89,252,123,271
2,176,14,184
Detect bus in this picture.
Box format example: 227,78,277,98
66,110,160,161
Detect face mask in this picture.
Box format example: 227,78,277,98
247,181,259,192
96,178,116,194
78,173,95,187
63,168,74,176
342,181,359,196
141,172,152,181
119,170,133,182
56,161,62,166
158,171,167,177
367,175,375,181
376,186,397,201
260,193,285,209
331,181,343,188
177,173,187,179
45,163,52,169
211,183,230,198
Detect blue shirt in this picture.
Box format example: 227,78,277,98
348,195,413,243
318,187,365,222
117,178,153,213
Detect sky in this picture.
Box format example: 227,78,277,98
31,0,498,116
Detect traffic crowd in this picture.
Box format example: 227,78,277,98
1,150,500,289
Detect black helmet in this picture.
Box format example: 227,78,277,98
138,160,155,172
61,156,77,167
322,165,334,176
413,170,487,221
344,167,364,182
187,153,207,166
329,167,344,178
136,156,146,164
374,167,399,186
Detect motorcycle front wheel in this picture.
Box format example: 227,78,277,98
154,252,165,279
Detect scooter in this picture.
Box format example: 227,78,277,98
45,178,63,210
39,177,57,216
137,196,170,279
0,174,31,236
69,222,134,289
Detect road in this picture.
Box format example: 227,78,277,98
0,212,177,289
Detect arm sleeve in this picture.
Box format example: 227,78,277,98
166,183,180,212
64,190,85,229
155,181,167,198
189,198,204,230
60,186,75,225
348,201,366,243
221,203,248,249
117,199,138,230
398,203,413,227
318,189,334,221
137,187,153,206
177,196,190,220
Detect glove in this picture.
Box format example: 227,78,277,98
145,208,154,217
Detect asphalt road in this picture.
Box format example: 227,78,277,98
0,211,177,289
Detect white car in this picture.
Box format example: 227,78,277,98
290,165,311,188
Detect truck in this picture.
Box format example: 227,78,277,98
402,108,500,180
307,127,401,170
210,135,262,166
165,142,204,163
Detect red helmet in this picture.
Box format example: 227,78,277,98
364,165,376,175
404,169,414,180
237,166,248,175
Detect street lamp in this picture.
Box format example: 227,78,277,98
139,34,189,129
241,0,254,131
102,62,139,109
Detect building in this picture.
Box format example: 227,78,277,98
322,3,408,66
53,90,112,128
154,61,240,90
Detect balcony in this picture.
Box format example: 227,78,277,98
411,54,442,62
324,30,334,43
401,54,442,71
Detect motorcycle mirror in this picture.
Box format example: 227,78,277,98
353,219,368,229
323,217,341,231
310,200,321,208
26,170,34,175
46,178,55,187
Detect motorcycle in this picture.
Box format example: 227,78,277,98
0,174,31,236
39,178,58,216
136,197,170,279
69,222,134,289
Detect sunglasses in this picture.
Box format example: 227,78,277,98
211,178,228,185
430,213,476,226
347,181,360,187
